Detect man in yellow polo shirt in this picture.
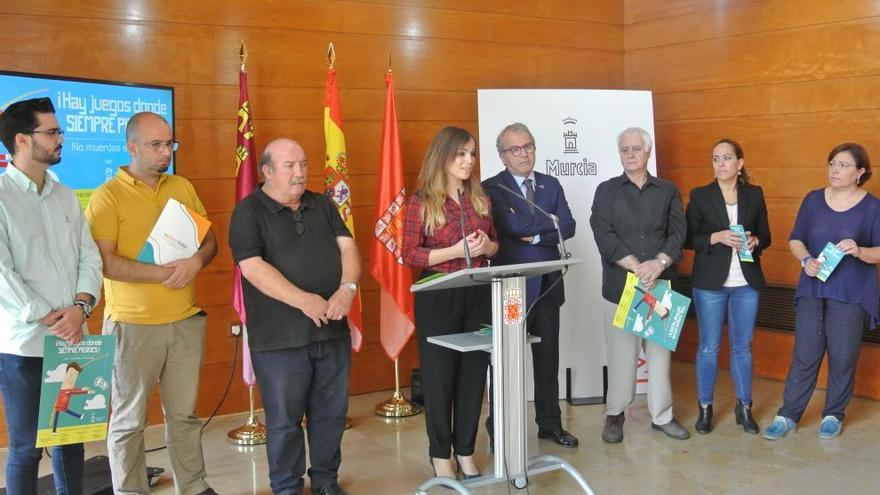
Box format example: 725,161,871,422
86,112,218,495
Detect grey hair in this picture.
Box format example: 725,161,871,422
496,122,535,154
617,127,653,154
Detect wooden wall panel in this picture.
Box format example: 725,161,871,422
0,0,621,446
627,0,880,401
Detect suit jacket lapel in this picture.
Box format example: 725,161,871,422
501,169,529,213
709,181,730,226
737,184,749,228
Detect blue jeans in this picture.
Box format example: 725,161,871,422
693,286,759,405
0,353,83,495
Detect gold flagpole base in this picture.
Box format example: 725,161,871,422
228,384,267,445
375,392,422,417
227,414,267,446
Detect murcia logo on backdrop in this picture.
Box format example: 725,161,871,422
544,116,598,177
562,116,578,154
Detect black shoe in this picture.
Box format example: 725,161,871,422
195,489,218,495
735,400,760,434
602,413,625,443
651,418,691,440
312,483,348,495
537,427,579,448
695,403,713,434
455,455,481,480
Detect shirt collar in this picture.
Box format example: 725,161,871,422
616,172,658,188
511,171,537,189
116,166,169,188
256,187,317,213
5,162,56,196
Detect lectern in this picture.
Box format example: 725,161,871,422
411,259,596,495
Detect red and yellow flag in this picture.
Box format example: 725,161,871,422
233,48,259,385
324,63,364,352
370,70,414,360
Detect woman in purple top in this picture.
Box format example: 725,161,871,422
764,143,880,441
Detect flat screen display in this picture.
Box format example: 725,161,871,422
0,71,174,208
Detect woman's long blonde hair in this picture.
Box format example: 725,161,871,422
415,126,490,235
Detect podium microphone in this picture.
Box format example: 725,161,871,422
495,181,570,260
458,188,473,269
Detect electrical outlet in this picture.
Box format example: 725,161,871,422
229,323,242,337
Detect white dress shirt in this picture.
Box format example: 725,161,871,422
0,164,103,356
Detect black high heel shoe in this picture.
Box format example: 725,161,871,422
695,403,713,434
455,455,481,480
735,400,760,434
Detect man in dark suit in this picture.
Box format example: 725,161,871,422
482,122,578,447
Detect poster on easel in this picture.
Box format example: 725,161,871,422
35,335,115,448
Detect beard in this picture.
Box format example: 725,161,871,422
31,141,61,166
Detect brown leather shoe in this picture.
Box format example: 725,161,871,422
651,418,691,440
602,413,625,443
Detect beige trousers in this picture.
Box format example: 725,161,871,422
104,313,209,495
603,300,674,425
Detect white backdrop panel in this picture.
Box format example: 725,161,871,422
477,89,656,400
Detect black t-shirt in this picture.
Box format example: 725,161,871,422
229,188,352,351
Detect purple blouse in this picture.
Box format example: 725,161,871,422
790,188,880,325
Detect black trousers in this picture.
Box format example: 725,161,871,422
415,281,490,458
779,297,865,422
487,295,563,433
251,335,351,495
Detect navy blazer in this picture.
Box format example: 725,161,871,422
686,181,771,290
483,169,576,307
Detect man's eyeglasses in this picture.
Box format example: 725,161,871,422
291,209,305,236
28,128,65,139
144,140,180,152
502,143,536,157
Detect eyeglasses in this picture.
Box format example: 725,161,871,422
28,128,65,138
144,140,179,152
502,143,536,157
291,209,305,236
828,160,856,170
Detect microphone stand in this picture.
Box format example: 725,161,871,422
458,188,473,268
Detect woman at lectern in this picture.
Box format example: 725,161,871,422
686,139,770,435
402,126,498,480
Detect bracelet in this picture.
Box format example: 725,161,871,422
801,255,812,268
74,300,92,319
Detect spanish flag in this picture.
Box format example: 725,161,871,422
324,62,364,352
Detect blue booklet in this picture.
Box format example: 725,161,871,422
729,224,753,262
613,273,691,351
816,242,845,282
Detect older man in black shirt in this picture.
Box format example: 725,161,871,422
589,127,689,444
229,138,361,495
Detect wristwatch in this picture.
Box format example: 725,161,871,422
656,257,668,268
341,281,357,292
74,300,93,319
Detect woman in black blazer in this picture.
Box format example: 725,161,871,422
686,139,771,435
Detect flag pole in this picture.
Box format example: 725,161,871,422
228,40,267,445
228,380,267,445
373,60,420,418
375,357,422,417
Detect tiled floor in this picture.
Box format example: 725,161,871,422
3,360,880,494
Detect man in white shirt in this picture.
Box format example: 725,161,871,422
0,97,103,494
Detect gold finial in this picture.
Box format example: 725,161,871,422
239,40,248,71
327,42,336,69
386,49,392,73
